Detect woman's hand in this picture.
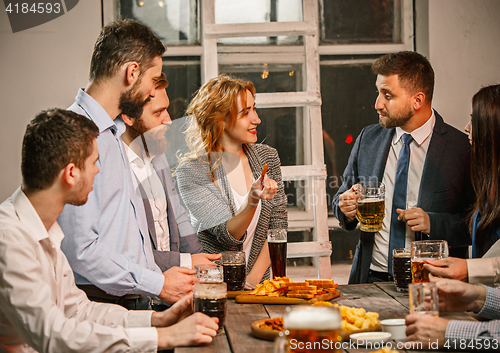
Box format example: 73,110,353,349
248,174,277,205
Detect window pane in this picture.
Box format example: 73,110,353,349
215,0,303,45
120,0,198,45
320,57,379,212
319,0,402,44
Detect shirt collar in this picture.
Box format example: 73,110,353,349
75,88,118,135
12,187,49,242
394,109,436,146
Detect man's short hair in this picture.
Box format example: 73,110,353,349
372,51,435,103
89,19,166,83
21,109,99,192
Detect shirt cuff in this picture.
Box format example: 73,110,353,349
446,320,481,340
476,285,500,319
125,327,158,352
180,253,192,269
468,258,495,287
132,269,165,297
125,310,154,328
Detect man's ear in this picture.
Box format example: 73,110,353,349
61,163,78,187
125,61,140,86
121,113,135,127
414,92,425,110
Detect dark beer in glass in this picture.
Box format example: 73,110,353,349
267,229,287,279
221,251,246,291
392,248,411,292
193,282,227,334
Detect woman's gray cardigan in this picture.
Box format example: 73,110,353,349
176,144,288,281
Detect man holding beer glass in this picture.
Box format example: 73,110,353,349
333,51,474,284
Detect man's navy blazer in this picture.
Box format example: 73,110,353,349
332,111,474,284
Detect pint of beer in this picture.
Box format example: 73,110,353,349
275,306,342,353
194,264,223,284
392,248,411,292
409,282,439,316
221,251,246,291
193,282,227,334
267,229,287,279
355,181,385,232
411,240,448,283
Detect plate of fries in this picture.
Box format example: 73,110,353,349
252,302,381,341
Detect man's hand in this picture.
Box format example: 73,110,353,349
191,253,222,267
159,266,197,304
156,313,219,350
338,185,359,220
151,293,193,327
396,207,430,234
425,257,468,281
405,314,449,349
432,277,487,313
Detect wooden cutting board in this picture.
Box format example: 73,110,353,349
235,289,340,304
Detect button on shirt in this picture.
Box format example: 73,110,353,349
371,111,436,273
58,89,164,297
0,188,157,353
124,142,192,268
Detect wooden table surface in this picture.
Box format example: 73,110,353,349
174,282,474,353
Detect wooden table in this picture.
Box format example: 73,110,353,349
175,282,474,353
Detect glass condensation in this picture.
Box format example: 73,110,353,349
319,0,402,44
119,0,199,45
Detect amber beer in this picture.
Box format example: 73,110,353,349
193,282,227,334
393,249,411,291
221,251,246,291
411,240,448,283
269,240,287,278
282,306,342,353
356,199,385,232
267,229,287,279
355,181,385,232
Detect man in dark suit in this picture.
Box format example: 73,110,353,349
333,51,474,284
120,73,220,271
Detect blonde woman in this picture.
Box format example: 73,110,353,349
176,75,288,287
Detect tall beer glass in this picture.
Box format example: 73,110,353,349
267,229,287,279
221,251,246,291
393,248,412,292
411,240,448,283
356,181,385,232
409,282,439,316
193,282,227,334
274,306,342,353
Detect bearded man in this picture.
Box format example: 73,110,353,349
332,51,474,284
58,19,198,309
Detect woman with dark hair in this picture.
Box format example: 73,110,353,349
426,84,500,286
176,75,288,287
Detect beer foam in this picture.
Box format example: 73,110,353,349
285,307,341,330
194,283,227,299
269,239,286,243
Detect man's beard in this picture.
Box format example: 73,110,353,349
132,120,169,156
119,79,150,120
378,104,414,129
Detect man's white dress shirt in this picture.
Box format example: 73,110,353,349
0,188,157,353
371,111,435,273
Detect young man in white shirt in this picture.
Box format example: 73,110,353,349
119,73,220,271
0,108,218,352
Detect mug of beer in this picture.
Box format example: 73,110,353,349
221,251,246,291
355,181,385,232
408,282,439,316
274,306,342,353
195,264,223,284
411,240,448,283
393,248,412,292
193,282,227,334
267,229,287,279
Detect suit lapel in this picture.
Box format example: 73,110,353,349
134,173,159,250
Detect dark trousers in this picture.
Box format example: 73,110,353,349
367,270,393,283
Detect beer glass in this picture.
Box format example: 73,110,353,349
267,229,287,279
193,282,227,334
355,181,385,232
274,306,342,353
411,240,448,283
221,251,246,291
408,282,439,316
393,248,412,292
195,264,223,283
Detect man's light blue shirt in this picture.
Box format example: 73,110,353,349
58,88,164,297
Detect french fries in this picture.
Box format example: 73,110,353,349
312,302,380,331
261,164,269,177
